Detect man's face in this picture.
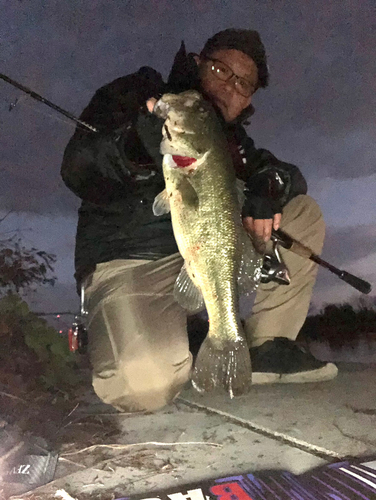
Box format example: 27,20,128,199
196,48,259,123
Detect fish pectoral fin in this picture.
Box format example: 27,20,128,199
178,177,199,209
152,189,170,216
237,230,264,295
174,264,205,313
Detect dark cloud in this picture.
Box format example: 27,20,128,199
0,90,80,215
312,263,376,311
309,223,376,308
0,0,375,220
321,224,376,267
0,158,79,216
25,281,79,315
1,0,374,314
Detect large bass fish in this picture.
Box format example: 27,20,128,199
152,90,262,397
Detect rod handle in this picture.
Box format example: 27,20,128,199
339,271,372,295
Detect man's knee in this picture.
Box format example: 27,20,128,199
92,354,192,413
281,195,325,254
283,195,324,225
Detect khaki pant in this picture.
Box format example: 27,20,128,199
245,195,325,347
84,195,324,412
84,254,192,412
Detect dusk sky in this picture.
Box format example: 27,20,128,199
0,0,375,323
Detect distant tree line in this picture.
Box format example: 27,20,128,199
299,300,376,348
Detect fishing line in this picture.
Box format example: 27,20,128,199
18,96,90,133
0,93,90,134
0,93,81,201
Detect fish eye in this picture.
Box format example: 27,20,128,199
171,124,186,134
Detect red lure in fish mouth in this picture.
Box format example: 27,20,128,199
172,155,197,168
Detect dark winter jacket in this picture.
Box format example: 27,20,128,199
61,44,307,287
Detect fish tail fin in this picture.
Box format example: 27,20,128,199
192,335,252,397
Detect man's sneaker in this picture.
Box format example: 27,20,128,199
250,337,338,385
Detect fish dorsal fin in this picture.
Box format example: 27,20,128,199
237,230,263,296
236,178,246,208
174,264,205,313
153,189,170,216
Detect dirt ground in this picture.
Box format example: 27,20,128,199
0,351,123,499
2,318,376,500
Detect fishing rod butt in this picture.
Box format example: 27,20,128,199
339,271,372,295
272,229,372,295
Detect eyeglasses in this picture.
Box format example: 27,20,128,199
204,57,257,98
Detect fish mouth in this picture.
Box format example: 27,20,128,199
161,126,197,168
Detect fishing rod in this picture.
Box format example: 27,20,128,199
272,229,372,295
0,72,98,132
1,73,372,295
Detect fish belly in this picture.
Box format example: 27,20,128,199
168,179,252,397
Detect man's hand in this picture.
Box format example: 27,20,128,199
243,214,281,253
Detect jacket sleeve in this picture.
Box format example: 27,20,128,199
61,68,165,205
61,127,137,205
239,132,308,219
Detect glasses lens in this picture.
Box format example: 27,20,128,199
211,60,232,81
235,79,254,98
209,59,254,98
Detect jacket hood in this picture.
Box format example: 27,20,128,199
167,41,201,93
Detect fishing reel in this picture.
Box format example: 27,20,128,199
260,236,291,285
68,316,88,354
68,284,89,354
